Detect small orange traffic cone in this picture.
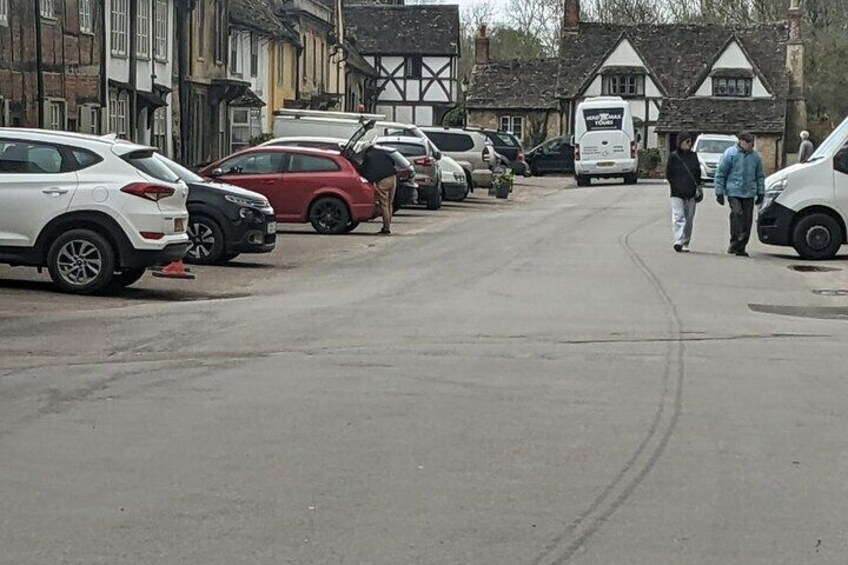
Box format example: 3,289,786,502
152,259,196,280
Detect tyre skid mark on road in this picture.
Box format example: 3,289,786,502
530,213,687,565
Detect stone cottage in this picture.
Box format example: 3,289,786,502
466,0,806,173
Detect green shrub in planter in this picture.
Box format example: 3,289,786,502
638,148,663,178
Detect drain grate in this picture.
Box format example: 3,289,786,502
790,264,842,273
813,289,848,297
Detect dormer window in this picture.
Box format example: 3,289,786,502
603,74,644,97
713,77,752,97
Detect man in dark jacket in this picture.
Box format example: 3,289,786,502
359,143,397,234
666,132,702,252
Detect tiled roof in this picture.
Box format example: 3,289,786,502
467,21,792,134
344,41,378,76
655,98,787,133
231,0,298,41
466,59,561,110
344,5,460,55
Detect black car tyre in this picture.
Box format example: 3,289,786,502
217,252,241,264
792,213,843,260
309,197,350,234
576,174,590,187
186,214,225,265
108,267,147,290
624,173,638,185
344,221,360,233
531,165,543,177
47,229,116,295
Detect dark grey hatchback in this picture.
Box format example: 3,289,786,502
156,155,277,265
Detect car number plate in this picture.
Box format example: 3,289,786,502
266,222,277,234
174,218,185,232
597,161,615,168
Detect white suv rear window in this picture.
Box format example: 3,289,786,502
124,150,179,183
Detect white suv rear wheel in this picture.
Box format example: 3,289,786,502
47,229,116,294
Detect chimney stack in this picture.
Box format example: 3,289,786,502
788,0,802,41
475,24,490,66
564,0,580,30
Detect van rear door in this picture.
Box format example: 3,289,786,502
580,107,630,161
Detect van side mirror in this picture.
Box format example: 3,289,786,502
569,135,575,145
834,144,848,175
434,149,443,160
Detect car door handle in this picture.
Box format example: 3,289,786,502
42,187,69,195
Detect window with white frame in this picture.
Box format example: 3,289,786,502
111,0,129,56
137,0,151,58
87,106,99,134
230,33,240,74
250,33,258,78
713,77,753,97
604,74,644,97
154,0,168,60
499,116,523,140
40,0,54,19
79,0,92,33
1,0,11,26
152,107,167,153
230,107,261,152
109,91,129,138
48,100,66,131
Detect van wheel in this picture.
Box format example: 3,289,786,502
309,197,350,234
624,173,638,185
576,175,590,187
47,229,116,295
792,213,843,260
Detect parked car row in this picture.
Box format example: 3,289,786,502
0,117,517,295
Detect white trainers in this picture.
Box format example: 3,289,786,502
681,245,690,253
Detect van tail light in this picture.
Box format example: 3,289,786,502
121,182,176,202
631,141,637,159
574,144,581,161
518,148,525,162
414,157,436,167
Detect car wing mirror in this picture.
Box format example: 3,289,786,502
210,167,224,178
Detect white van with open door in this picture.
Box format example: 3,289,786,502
757,116,848,259
573,96,638,187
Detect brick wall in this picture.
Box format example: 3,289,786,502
0,0,102,128
658,133,783,177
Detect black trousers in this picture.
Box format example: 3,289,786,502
728,197,755,252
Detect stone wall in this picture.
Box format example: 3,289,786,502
467,109,563,147
657,133,783,176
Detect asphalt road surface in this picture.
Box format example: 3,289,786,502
3,180,848,564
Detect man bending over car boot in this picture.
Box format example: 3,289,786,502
714,131,765,256
359,143,397,235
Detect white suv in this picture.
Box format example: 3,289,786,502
0,129,189,294
421,127,496,189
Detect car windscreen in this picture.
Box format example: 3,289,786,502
124,150,180,183
382,142,426,157
696,140,735,154
155,154,204,183
808,117,848,162
426,132,474,152
493,133,519,147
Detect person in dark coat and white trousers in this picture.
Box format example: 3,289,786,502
666,131,703,252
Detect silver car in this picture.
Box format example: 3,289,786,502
421,127,497,189
376,136,443,210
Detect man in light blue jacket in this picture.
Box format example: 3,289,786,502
714,131,766,256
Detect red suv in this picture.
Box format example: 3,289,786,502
201,147,378,234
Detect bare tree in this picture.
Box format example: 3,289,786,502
504,0,563,56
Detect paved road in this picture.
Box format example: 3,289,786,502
3,180,848,564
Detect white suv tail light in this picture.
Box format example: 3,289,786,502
121,182,176,202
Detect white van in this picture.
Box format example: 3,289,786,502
757,116,848,259
273,109,423,144
573,96,638,187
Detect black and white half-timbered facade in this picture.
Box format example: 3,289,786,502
345,3,460,126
